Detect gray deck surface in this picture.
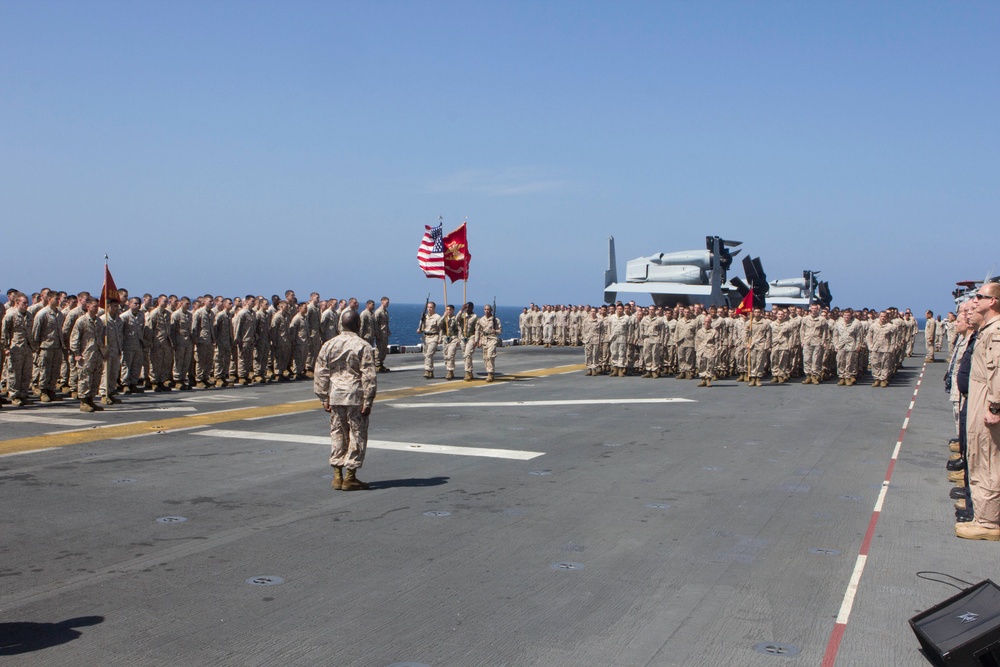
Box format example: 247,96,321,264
0,340,981,666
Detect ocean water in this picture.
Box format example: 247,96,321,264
384,304,525,347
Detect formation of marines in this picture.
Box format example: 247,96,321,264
416,301,502,382
942,284,1000,541
520,301,934,387
0,287,391,413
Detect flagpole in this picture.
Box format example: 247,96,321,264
463,217,468,307
103,254,110,404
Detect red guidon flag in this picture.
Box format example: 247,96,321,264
733,291,754,315
442,223,471,282
99,260,119,309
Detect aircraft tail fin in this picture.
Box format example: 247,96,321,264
604,236,618,303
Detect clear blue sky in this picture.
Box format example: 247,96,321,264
2,1,996,316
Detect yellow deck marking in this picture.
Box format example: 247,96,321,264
0,364,585,456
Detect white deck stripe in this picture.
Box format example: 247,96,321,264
0,414,95,427
390,398,696,409
836,554,868,624
873,482,890,512
197,428,544,460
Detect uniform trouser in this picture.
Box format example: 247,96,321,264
959,399,973,515
101,350,121,396
7,347,33,398
229,344,238,378
968,408,1000,528
423,336,440,372
802,344,823,377
443,338,459,372
905,338,914,356
462,338,475,374
306,336,320,372
328,404,369,469
836,350,859,379
77,355,104,399
792,347,803,376
697,349,717,379
149,344,172,384
236,343,254,379
481,337,498,373
290,342,306,377
665,345,677,371
272,344,290,377
924,336,936,361
193,344,213,382
585,342,598,369
543,323,553,344
599,342,611,368
628,342,640,370
641,342,661,372
531,326,542,345
824,348,837,377
214,345,232,381
870,351,890,381
748,348,768,378
770,349,790,379
173,343,193,384
609,338,627,369
121,348,143,387
38,347,64,392
375,337,388,369
677,346,695,374
254,341,270,378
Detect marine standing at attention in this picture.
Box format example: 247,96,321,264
70,297,107,413
459,302,478,381
373,297,391,372
441,304,460,381
475,303,502,383
925,310,938,363
314,309,377,492
417,301,443,379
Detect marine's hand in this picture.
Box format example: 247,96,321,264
322,400,331,413
361,406,371,416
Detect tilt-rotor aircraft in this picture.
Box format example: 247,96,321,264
603,235,832,309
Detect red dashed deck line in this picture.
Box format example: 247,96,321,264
821,363,926,667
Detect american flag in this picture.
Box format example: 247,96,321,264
417,223,445,279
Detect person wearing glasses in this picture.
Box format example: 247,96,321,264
957,283,1000,541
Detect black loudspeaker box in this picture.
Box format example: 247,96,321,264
910,579,1000,666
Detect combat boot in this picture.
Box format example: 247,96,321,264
956,522,1000,541
642,372,652,378
40,391,52,403
446,370,455,380
813,376,822,385
697,377,707,387
486,373,494,383
705,376,712,387
80,399,95,413
331,466,343,490
837,378,846,386
948,470,965,483
464,372,473,381
90,398,104,411
950,441,962,453
585,369,593,376
341,468,369,491
802,376,811,384
651,371,659,379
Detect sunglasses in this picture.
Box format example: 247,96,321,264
973,293,996,301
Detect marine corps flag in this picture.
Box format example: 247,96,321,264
99,256,119,309
442,223,471,283
733,290,753,315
